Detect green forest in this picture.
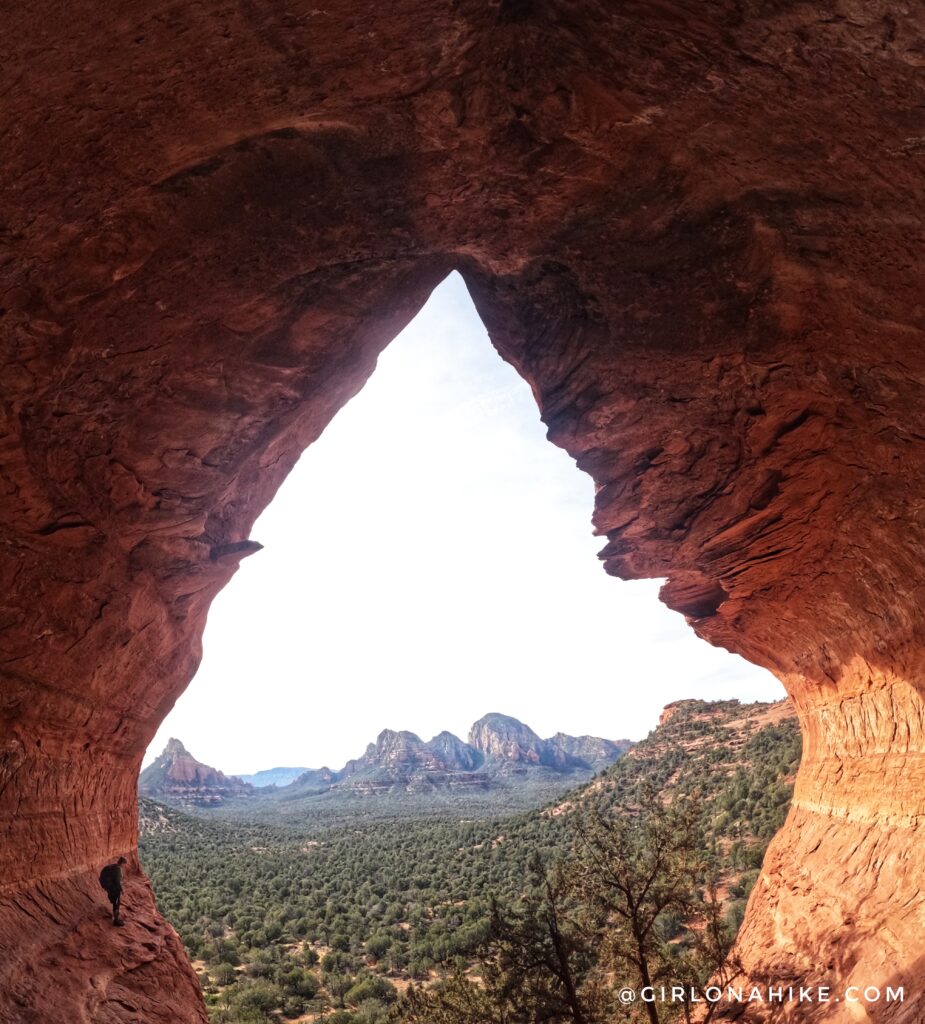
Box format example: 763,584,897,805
139,700,800,1024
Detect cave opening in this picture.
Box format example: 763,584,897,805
133,269,794,1022
143,270,783,785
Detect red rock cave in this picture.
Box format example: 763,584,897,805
2,0,924,1020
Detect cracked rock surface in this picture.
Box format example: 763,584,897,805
2,0,925,1019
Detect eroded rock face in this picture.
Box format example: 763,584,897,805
466,712,625,769
469,713,555,765
546,732,633,771
1,0,924,1019
139,738,255,805
0,863,206,1024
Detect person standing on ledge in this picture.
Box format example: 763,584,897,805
99,856,128,926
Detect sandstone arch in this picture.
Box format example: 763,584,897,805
2,0,924,1019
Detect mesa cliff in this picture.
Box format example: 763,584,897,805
139,738,255,805
1,1,925,1021
144,715,631,810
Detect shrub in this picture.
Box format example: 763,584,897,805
344,975,397,1006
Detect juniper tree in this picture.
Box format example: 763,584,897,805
570,790,705,1024
391,852,597,1024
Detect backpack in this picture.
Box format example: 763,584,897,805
99,864,117,893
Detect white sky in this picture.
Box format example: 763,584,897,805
146,273,784,774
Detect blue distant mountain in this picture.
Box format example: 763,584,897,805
236,766,311,788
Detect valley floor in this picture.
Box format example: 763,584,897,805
140,699,799,1024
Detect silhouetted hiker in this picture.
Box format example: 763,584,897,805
99,856,128,926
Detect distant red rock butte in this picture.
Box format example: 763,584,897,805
139,738,255,805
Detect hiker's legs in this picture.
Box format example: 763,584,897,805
111,894,121,923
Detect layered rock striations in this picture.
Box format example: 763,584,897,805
338,728,491,793
467,712,630,771
139,739,255,805
469,712,557,766
228,715,630,800
427,730,485,773
2,0,925,1020
0,863,206,1024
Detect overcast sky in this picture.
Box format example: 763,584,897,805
146,273,784,774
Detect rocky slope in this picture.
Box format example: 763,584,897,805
556,698,799,816
548,732,631,771
139,739,255,806
0,863,205,1024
